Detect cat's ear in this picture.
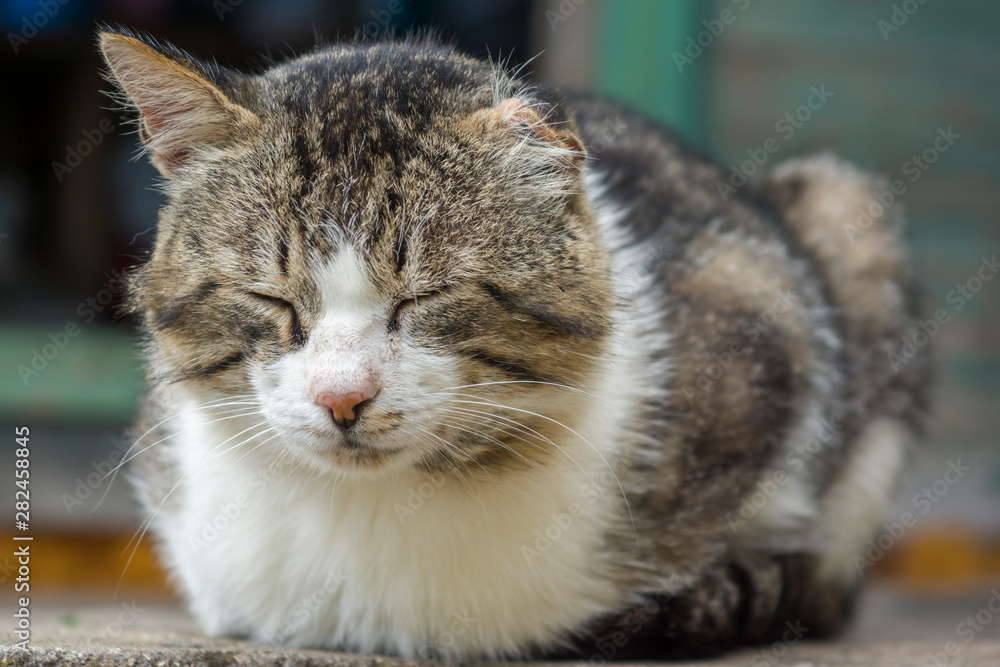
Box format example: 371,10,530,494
98,31,259,176
495,98,586,171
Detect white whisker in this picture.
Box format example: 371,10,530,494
437,393,635,536
117,418,273,595
95,401,263,513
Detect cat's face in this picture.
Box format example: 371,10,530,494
103,32,613,476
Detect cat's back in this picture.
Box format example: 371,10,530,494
570,88,929,525
568,94,786,247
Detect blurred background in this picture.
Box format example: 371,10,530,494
0,0,997,616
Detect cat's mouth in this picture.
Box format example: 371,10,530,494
341,433,403,455
299,427,409,472
303,423,402,450
327,443,408,475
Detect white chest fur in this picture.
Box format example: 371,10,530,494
155,404,630,659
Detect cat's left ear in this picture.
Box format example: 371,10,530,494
99,30,259,177
495,98,586,171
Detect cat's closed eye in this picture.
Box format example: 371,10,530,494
389,290,443,332
248,291,305,345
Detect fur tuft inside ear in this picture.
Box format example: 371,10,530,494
495,97,585,170
98,31,258,175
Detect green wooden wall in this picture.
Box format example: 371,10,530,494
592,0,1000,516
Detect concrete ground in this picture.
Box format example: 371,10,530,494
3,587,1000,666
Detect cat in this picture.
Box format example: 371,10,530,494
100,28,930,660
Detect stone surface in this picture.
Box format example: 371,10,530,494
3,587,1000,665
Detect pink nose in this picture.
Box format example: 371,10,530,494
314,390,374,429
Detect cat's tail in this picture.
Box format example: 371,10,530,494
764,154,933,604
764,153,931,430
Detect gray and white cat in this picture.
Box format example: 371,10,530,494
100,29,930,660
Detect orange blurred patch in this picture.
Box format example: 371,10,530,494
871,523,1000,591
2,531,175,601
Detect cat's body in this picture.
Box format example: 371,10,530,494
102,31,929,659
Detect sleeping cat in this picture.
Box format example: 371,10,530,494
100,29,930,659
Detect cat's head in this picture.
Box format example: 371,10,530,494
101,30,614,477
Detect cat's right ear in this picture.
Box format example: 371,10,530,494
494,97,586,172
98,30,259,177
